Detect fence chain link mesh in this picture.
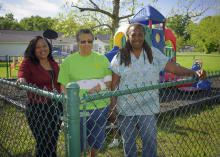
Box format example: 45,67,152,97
80,72,220,157
0,79,66,157
0,72,220,157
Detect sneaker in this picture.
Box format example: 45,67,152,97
108,139,119,148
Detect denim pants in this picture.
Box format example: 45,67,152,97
80,106,109,152
118,115,157,157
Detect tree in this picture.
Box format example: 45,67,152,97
19,16,56,31
188,15,220,53
167,15,192,41
169,0,219,21
0,13,22,30
53,11,104,37
69,0,145,37
167,0,218,40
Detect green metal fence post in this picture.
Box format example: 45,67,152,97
6,55,9,78
65,82,80,157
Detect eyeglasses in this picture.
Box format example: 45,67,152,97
80,40,93,44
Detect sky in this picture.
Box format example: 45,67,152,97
0,0,219,21
0,0,64,21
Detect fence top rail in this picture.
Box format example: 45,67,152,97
81,71,220,103
0,78,64,101
1,71,220,104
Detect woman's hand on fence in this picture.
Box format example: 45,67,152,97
88,84,101,94
195,70,206,80
16,78,26,84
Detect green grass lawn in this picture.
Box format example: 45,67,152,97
98,105,220,157
1,104,219,157
0,103,66,157
0,62,18,78
176,53,220,72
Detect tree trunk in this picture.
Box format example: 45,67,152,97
112,0,120,35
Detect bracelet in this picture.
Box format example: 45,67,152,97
99,82,107,90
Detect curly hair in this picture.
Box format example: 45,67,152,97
24,36,53,64
119,23,153,66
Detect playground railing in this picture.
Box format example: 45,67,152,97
0,72,220,157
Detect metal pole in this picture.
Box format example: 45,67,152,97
6,55,9,79
65,82,80,157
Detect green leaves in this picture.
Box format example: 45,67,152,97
0,13,21,30
19,16,56,31
189,15,220,53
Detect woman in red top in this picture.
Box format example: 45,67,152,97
17,36,62,157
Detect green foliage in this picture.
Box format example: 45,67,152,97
167,14,220,54
0,13,57,31
176,36,185,52
52,11,107,37
167,14,191,41
19,16,56,31
188,15,220,54
52,12,79,37
166,14,193,52
0,13,22,30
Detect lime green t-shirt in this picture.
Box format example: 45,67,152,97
58,51,112,110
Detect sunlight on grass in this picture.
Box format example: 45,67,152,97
0,103,66,157
176,54,220,71
0,102,219,157
97,105,220,157
157,105,220,157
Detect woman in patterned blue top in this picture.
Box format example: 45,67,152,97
110,23,206,157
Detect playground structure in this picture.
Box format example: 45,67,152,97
10,56,23,70
108,5,212,91
109,5,177,82
177,59,211,91
108,5,211,91
0,55,23,78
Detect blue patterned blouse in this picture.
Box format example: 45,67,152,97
110,47,169,116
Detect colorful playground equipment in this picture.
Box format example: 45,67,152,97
10,56,23,70
177,59,211,91
2,6,210,91
106,5,210,91
106,5,177,81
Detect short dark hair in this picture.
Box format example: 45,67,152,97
24,36,53,64
76,29,94,42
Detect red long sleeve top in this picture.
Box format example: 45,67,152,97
18,58,61,104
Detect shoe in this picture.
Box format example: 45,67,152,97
108,139,119,148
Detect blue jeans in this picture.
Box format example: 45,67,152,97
80,106,109,152
118,115,157,157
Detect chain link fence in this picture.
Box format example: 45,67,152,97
0,79,66,157
80,72,220,157
0,72,220,157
